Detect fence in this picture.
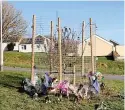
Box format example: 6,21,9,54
31,15,96,83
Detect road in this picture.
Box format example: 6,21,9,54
3,66,124,81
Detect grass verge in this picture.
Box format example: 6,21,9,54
4,52,124,75
0,71,124,110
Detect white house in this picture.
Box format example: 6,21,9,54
2,43,8,51
19,36,50,53
2,37,22,51
14,42,20,51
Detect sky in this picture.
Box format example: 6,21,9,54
9,1,124,45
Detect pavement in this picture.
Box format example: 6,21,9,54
3,66,124,81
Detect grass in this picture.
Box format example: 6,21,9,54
0,71,124,110
4,51,49,69
4,52,124,75
97,56,124,75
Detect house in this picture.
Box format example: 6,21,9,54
109,39,124,60
19,36,50,53
112,45,124,60
2,37,22,51
77,34,115,56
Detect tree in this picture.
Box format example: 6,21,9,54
50,27,80,72
2,2,27,41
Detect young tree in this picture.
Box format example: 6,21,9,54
51,27,80,72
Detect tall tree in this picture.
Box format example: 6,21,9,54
2,1,27,41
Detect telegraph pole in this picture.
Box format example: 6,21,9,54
0,1,3,71
90,18,94,73
50,21,53,74
58,17,62,82
0,35,3,71
31,15,36,85
82,21,85,78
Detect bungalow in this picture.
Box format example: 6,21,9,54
77,34,114,56
2,37,22,51
77,34,124,61
19,36,50,53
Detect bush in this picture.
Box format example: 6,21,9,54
7,42,15,51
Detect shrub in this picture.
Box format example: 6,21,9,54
7,42,15,51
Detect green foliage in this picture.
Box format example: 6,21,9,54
7,42,15,51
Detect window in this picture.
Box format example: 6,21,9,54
24,45,26,50
37,44,40,48
21,45,26,50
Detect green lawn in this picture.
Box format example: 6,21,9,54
4,51,49,69
4,52,124,75
97,56,124,75
0,71,124,110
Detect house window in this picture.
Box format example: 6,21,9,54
37,44,40,48
22,45,26,50
37,44,40,50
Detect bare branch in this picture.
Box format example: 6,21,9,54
2,1,27,42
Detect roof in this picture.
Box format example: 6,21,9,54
20,38,32,44
20,35,50,44
3,36,22,43
95,34,113,46
85,34,114,46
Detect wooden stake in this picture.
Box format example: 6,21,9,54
50,21,53,74
82,21,85,79
58,17,62,82
73,65,76,86
31,15,36,84
90,18,94,73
